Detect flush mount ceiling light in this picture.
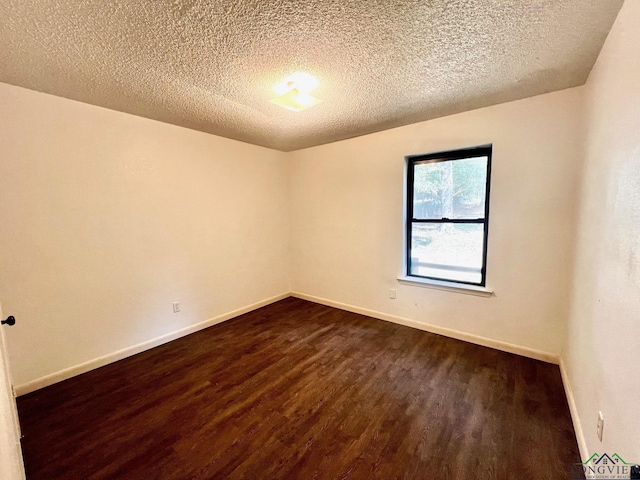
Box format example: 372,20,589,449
270,72,322,112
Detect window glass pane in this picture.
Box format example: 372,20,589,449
413,157,488,219
410,223,484,284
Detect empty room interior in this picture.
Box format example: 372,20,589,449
0,1,639,479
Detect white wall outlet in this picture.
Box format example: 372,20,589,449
172,301,182,313
389,289,397,299
596,411,604,442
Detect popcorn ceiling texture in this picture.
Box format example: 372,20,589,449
0,0,624,151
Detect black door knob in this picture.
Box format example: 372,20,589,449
1,316,15,326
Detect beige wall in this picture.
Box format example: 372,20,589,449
289,87,584,359
2,81,585,390
564,0,640,462
0,83,290,388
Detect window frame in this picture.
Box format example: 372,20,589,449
405,145,492,287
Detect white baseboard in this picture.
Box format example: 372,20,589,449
15,291,562,396
560,358,588,462
14,292,290,396
291,291,560,365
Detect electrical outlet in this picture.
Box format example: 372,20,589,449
596,411,604,442
389,289,396,299
172,301,181,313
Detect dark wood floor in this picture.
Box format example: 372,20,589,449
17,297,582,479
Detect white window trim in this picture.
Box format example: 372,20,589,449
397,275,493,297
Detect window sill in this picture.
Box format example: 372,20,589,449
397,276,493,297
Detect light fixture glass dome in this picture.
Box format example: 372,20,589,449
271,72,321,112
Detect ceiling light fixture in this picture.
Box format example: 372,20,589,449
270,72,321,112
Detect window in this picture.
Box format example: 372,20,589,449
405,145,492,286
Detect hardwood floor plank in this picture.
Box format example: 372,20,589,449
17,297,582,479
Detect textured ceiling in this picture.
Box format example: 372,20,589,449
0,1,624,151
